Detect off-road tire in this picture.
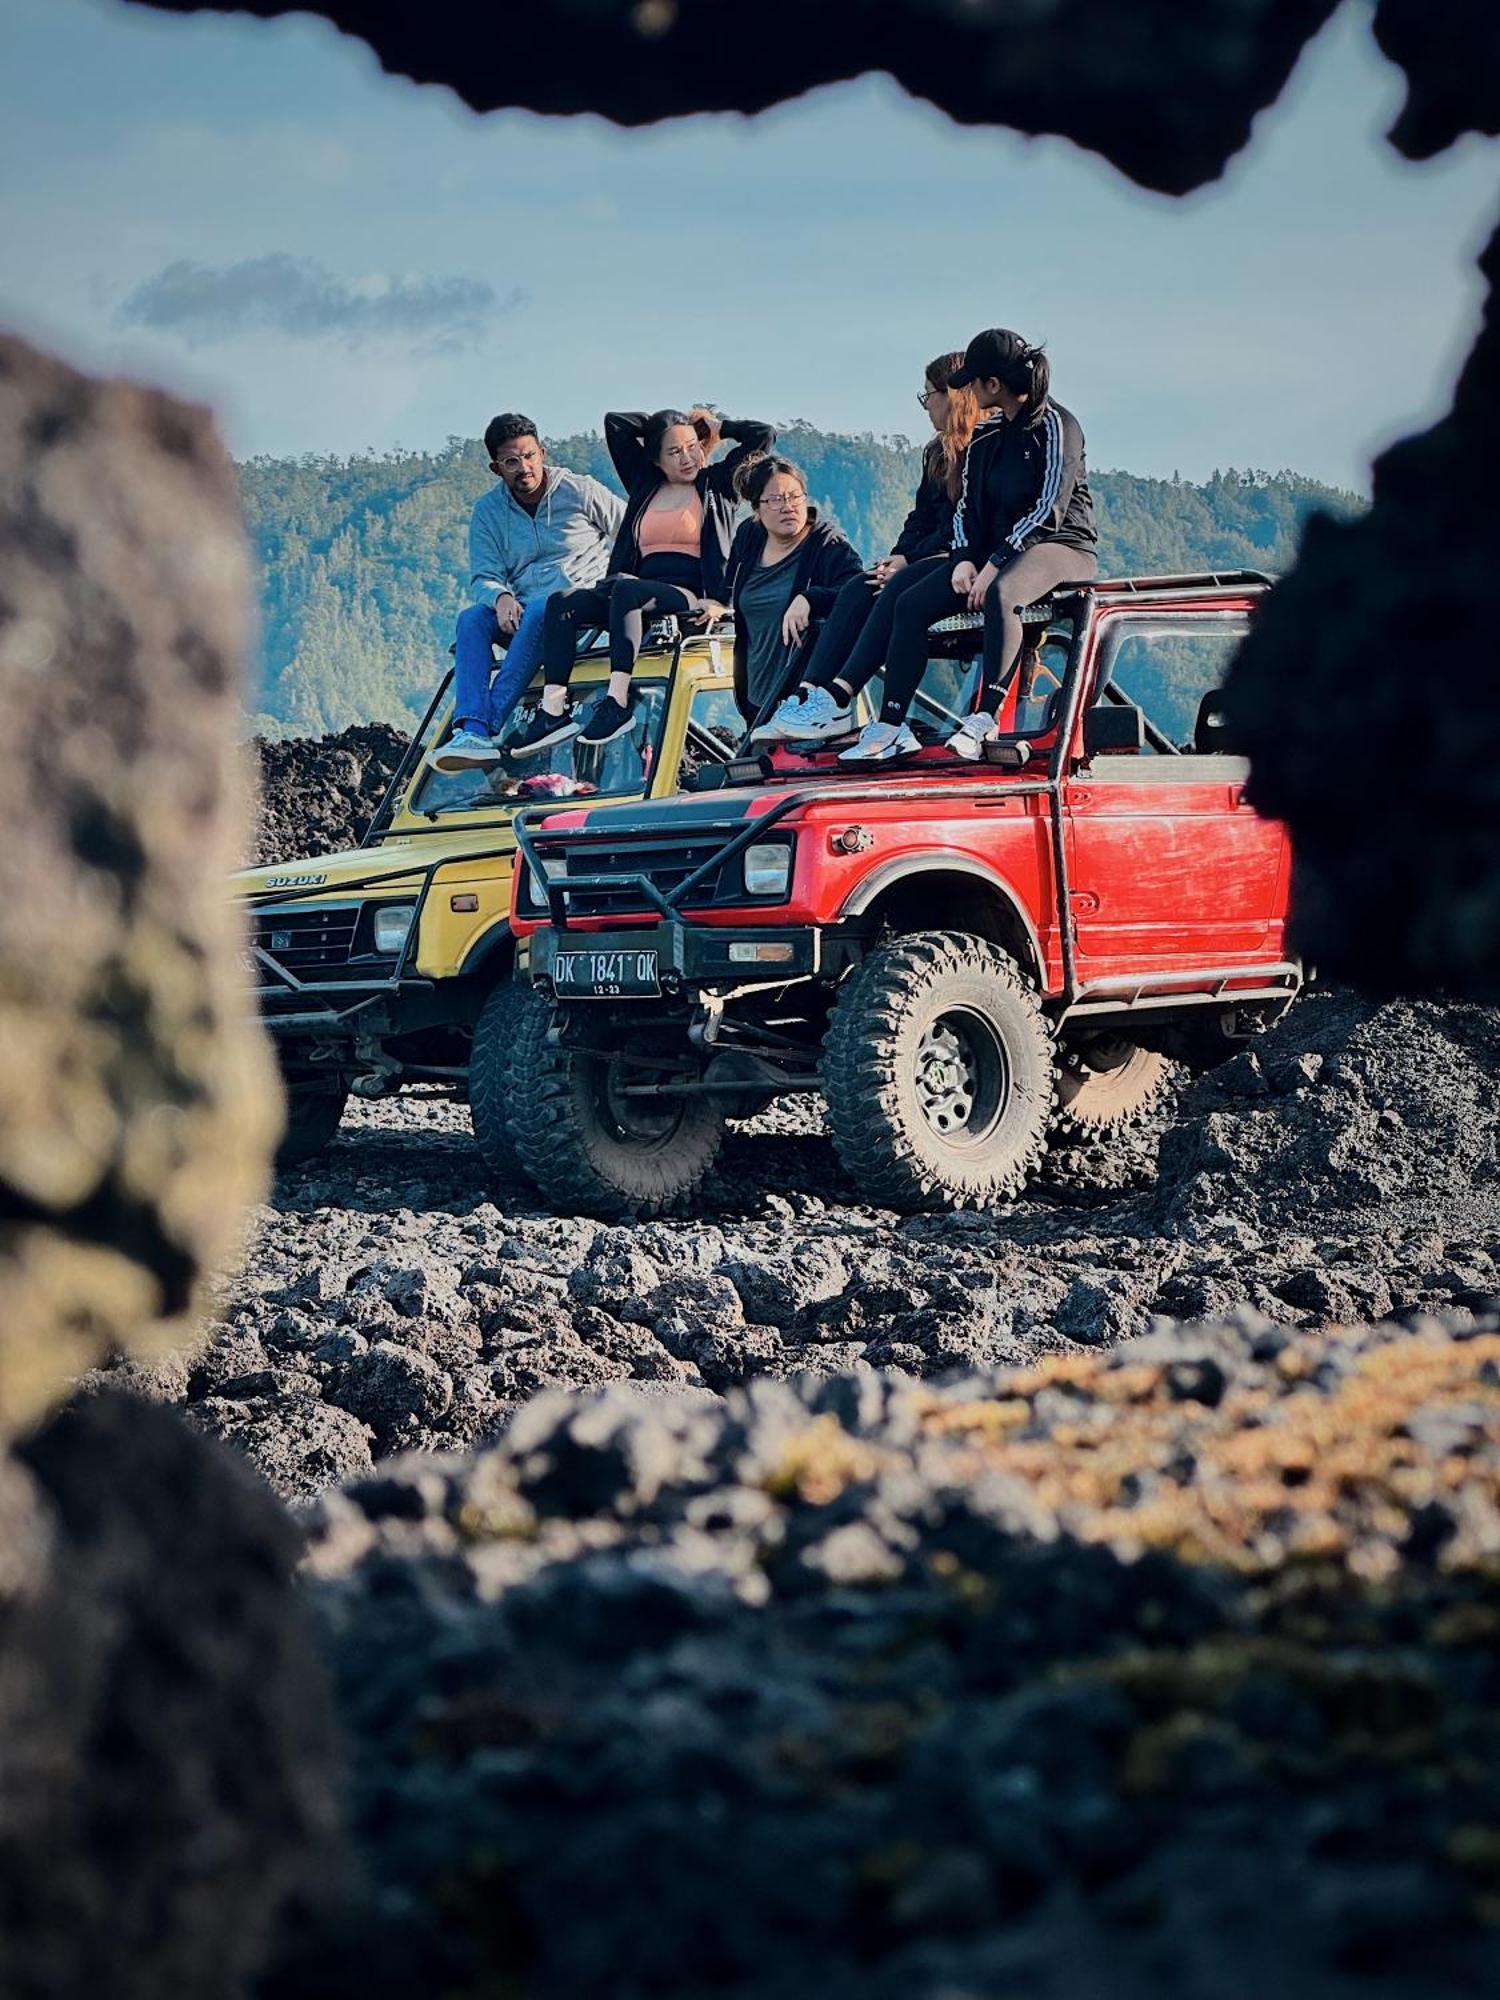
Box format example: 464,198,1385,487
1052,1039,1171,1140
508,998,724,1219
275,1084,348,1171
821,931,1055,1211
469,977,546,1189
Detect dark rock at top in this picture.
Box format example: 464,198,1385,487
127,0,1340,195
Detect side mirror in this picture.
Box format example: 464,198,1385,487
1083,702,1143,756
1193,690,1236,753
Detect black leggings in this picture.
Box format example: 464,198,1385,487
878,542,1098,726
543,555,702,689
802,556,949,701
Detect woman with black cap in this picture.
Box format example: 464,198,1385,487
838,328,1098,764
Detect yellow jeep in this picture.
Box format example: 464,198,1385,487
233,622,743,1176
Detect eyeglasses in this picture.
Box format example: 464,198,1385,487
917,390,937,409
758,491,804,508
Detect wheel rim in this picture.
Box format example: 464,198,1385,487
589,1051,686,1150
914,1007,1010,1147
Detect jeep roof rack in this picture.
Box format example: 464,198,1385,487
1093,570,1275,594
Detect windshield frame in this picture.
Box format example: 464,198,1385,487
401,663,679,825
855,608,1084,754
1090,609,1251,757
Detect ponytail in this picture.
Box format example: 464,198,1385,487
1006,344,1050,423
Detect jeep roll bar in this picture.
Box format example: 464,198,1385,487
361,671,452,846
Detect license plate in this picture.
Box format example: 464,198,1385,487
554,947,661,998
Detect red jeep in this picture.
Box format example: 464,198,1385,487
504,571,1299,1217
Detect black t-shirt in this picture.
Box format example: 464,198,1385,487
739,547,803,708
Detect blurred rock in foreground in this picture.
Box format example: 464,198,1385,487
0,335,327,1996
0,332,277,1435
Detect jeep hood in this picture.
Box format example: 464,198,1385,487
232,838,425,899
532,789,784,841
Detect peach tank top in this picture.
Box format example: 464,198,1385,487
639,488,704,560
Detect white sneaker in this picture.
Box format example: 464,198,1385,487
429,726,503,773
786,686,856,743
837,720,920,765
749,689,811,744
946,712,1002,760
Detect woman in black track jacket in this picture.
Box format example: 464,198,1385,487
838,329,1098,765
721,455,864,722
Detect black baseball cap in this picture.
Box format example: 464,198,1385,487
948,328,1031,388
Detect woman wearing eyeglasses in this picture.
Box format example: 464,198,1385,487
721,456,864,722
751,351,980,745
509,404,775,756
837,329,1097,763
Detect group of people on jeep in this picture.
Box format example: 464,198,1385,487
431,325,1098,775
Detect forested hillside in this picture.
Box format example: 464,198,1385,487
238,428,1362,735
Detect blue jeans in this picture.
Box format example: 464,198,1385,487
453,597,549,735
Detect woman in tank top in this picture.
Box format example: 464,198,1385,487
511,404,775,755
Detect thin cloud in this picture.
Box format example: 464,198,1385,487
117,254,518,350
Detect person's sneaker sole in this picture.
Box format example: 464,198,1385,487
749,718,799,744
787,714,855,744
509,715,580,758
838,741,919,765
429,742,504,773
578,712,635,748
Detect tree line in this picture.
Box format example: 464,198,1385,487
238,428,1362,736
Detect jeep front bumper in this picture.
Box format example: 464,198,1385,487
528,922,842,997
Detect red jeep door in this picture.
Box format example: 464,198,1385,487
1064,608,1287,978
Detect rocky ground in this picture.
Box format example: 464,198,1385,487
107,986,1500,1507
267,1315,1499,1998
100,726,1500,1994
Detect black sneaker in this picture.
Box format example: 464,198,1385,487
506,703,580,758
577,694,635,747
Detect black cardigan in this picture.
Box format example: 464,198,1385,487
891,442,958,563
722,511,864,720
603,410,777,600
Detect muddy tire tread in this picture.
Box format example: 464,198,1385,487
508,999,723,1220
469,977,542,1189
822,930,1054,1212
1051,1044,1173,1141
275,1084,349,1171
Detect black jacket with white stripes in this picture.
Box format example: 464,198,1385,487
950,400,1096,570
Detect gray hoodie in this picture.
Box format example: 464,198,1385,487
468,466,625,609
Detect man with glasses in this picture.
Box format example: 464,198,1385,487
431,412,625,772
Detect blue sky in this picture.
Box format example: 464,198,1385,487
2,0,1496,488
